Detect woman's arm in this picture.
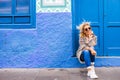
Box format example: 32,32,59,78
79,37,86,50
88,34,97,47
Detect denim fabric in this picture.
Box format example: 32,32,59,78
81,50,95,67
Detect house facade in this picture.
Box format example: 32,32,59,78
0,0,120,68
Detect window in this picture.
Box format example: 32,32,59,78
0,0,36,29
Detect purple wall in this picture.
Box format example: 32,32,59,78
0,13,76,68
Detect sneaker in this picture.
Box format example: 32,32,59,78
91,66,98,78
87,66,92,77
87,67,98,79
90,72,98,79
87,70,91,77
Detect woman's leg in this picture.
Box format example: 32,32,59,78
82,50,98,78
82,50,91,67
90,52,95,66
89,51,98,78
90,52,95,63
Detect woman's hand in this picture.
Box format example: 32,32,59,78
86,47,96,55
88,31,93,39
85,47,96,55
85,47,90,50
90,49,96,55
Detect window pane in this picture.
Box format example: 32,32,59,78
14,16,30,24
0,16,12,24
0,0,12,14
16,0,30,14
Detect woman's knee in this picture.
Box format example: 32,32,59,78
82,50,90,53
82,50,90,56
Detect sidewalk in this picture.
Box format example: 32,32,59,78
0,67,120,80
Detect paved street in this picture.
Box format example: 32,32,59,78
0,67,120,80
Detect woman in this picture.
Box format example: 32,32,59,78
76,22,98,79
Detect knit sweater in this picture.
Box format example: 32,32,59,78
76,34,97,63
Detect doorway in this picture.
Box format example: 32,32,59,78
72,0,120,56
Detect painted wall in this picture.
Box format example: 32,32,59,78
0,0,120,68
0,0,76,68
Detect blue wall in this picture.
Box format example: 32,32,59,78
0,12,120,68
0,13,74,68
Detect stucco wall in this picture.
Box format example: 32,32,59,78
0,12,78,68
0,0,76,68
0,0,120,68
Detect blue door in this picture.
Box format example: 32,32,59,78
72,0,120,56
104,0,120,56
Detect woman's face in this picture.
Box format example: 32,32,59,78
83,25,91,36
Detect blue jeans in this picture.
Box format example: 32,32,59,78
81,50,95,67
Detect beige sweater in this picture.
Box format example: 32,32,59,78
76,34,97,63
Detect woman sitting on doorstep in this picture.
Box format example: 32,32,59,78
76,22,98,79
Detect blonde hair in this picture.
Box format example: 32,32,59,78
77,22,91,38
